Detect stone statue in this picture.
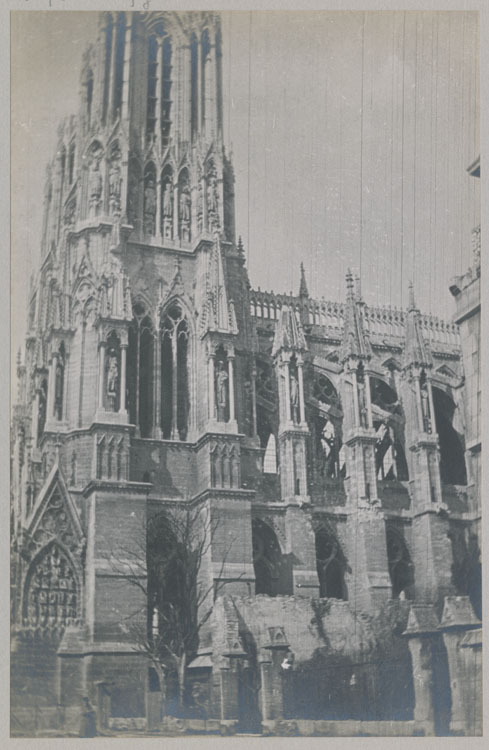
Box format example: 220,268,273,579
290,372,299,422
216,361,228,417
107,352,119,409
163,180,173,217
88,161,102,216
207,175,218,217
179,184,191,223
420,384,431,433
144,179,157,235
320,419,336,478
357,379,368,428
128,175,139,227
108,162,122,213
54,358,64,420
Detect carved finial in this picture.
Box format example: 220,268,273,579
299,262,309,297
237,236,245,256
408,281,416,311
346,269,355,299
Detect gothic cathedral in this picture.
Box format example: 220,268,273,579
11,11,481,736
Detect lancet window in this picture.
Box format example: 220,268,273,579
102,14,113,124
432,387,467,485
263,433,277,474
161,38,172,147
311,372,344,480
128,304,154,438
112,14,126,121
370,377,409,481
252,519,291,596
385,526,414,599
146,35,158,139
161,303,189,440
315,527,347,600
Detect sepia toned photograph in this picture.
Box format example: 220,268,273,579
10,8,481,738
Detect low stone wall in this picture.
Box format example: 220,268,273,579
263,719,421,736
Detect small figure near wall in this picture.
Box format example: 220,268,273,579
79,696,97,738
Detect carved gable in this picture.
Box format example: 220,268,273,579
24,463,85,563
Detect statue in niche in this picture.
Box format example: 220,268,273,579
127,173,139,227
357,376,368,428
88,159,103,217
420,381,432,433
290,371,299,423
179,184,191,241
38,386,47,439
163,180,173,218
162,180,173,238
197,181,204,233
70,452,77,486
108,161,122,214
216,360,228,420
206,173,219,225
320,419,337,478
54,356,64,420
106,350,119,410
144,179,157,235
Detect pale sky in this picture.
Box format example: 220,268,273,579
11,10,480,361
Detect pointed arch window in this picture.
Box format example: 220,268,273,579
146,35,158,139
263,433,277,474
315,528,347,599
190,34,198,138
252,518,291,596
102,14,114,124
161,303,189,441
128,303,154,438
112,14,126,121
386,526,414,599
161,37,172,147
432,387,467,485
23,542,79,630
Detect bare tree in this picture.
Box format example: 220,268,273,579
107,504,240,715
